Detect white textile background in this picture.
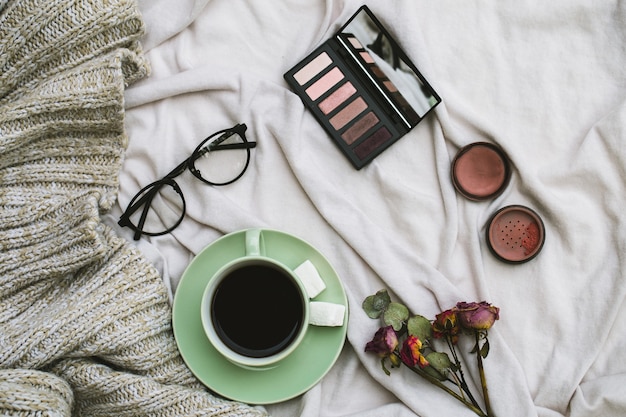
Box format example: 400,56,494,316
107,0,626,416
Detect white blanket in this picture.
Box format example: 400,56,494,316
109,0,626,415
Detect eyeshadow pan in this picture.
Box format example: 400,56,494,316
360,51,375,64
341,111,379,144
293,52,332,85
318,82,357,115
383,80,398,92
354,126,392,160
347,36,362,49
329,97,367,130
371,66,385,79
305,67,344,101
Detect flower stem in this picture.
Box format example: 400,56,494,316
447,336,482,410
448,372,466,401
475,332,494,417
394,353,488,417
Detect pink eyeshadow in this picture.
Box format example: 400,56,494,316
305,67,344,101
348,37,362,49
318,82,357,115
293,52,332,85
329,97,367,130
360,51,375,63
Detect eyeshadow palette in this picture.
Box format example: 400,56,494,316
284,5,441,169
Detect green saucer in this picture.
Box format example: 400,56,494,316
172,228,348,404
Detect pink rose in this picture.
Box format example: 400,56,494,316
455,301,500,330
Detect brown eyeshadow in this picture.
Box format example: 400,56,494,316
354,127,391,160
371,66,385,78
341,111,379,144
383,80,397,92
329,97,367,130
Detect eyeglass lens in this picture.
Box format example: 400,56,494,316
119,124,255,239
190,128,252,186
122,179,185,237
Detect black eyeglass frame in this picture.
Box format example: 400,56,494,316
118,123,256,240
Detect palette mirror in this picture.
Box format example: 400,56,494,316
339,7,440,128
284,6,441,169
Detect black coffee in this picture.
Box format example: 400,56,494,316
211,263,304,358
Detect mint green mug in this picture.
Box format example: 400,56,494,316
201,229,310,370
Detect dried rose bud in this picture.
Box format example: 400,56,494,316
455,301,500,330
432,308,460,343
400,335,429,368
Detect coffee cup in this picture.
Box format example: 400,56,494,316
201,229,311,369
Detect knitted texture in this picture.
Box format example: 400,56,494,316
0,1,268,416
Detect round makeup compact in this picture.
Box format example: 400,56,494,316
486,205,545,263
451,142,511,200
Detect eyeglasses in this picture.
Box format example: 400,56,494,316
118,123,256,240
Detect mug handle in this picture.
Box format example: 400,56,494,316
245,228,265,257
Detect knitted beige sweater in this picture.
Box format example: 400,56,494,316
0,1,268,416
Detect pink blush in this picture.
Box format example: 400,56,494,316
452,142,510,200
486,205,545,263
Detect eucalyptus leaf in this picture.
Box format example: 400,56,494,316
372,290,391,310
362,296,382,319
407,314,433,342
425,352,453,376
480,338,490,358
422,362,448,381
383,302,409,331
362,290,391,319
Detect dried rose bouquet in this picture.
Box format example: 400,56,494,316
363,290,500,417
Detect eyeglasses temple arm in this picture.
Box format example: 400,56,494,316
191,142,256,164
213,141,257,150
132,200,152,240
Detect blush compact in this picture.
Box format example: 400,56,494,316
451,143,545,263
486,205,545,263
284,5,441,169
451,142,511,201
